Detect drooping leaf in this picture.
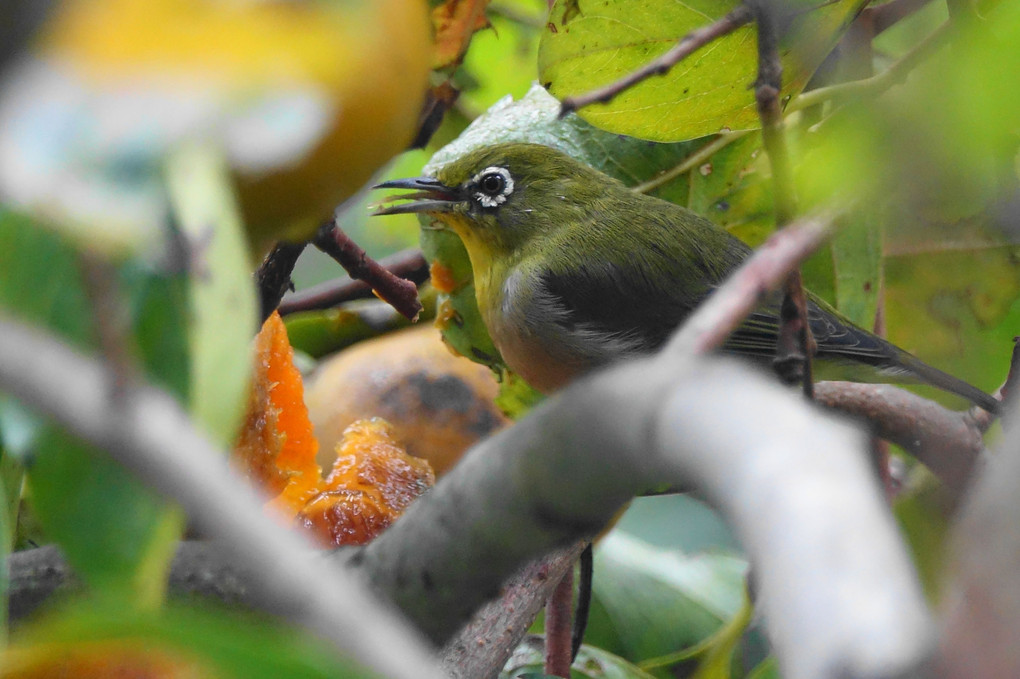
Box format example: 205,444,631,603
28,429,179,607
165,144,256,446
592,530,746,663
539,0,867,142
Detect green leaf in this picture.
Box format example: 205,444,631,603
592,530,747,663
426,83,699,198
501,635,659,679
690,588,752,679
685,131,773,246
460,0,548,113
0,209,184,606
28,429,178,607
0,208,93,349
12,601,373,679
831,213,882,329
165,144,257,447
539,0,867,142
121,262,192,402
494,369,545,420
884,244,1019,404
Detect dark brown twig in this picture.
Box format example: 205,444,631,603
278,249,428,316
255,241,307,323
544,569,574,677
312,220,423,321
439,542,585,679
751,0,815,397
412,81,461,150
557,5,753,116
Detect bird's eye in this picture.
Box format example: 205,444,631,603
479,172,505,196
470,166,514,208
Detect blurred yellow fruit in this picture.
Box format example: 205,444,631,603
0,0,431,256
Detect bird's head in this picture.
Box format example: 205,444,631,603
374,142,616,265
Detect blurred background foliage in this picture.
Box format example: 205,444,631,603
0,0,1017,677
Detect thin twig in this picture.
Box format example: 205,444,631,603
0,315,444,679
279,249,428,316
787,21,951,114
544,570,574,677
558,5,753,116
312,220,423,321
632,131,750,195
775,273,816,396
751,0,815,397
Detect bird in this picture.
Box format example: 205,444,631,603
374,142,999,413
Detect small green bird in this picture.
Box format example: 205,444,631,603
375,142,999,412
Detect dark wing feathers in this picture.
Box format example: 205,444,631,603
537,257,691,353
725,296,895,366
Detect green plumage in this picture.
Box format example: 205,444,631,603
376,142,998,412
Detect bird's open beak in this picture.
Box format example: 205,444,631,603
372,177,463,216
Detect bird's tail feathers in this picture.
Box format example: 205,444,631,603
882,347,1000,414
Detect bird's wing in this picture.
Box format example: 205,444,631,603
520,254,710,366
724,293,896,367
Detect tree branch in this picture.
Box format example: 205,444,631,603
312,220,423,321
0,315,443,679
814,381,985,495
440,542,585,679
632,131,751,195
352,355,932,679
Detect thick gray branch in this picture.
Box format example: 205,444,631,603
939,396,1020,678
354,354,933,679
0,314,443,679
815,381,985,494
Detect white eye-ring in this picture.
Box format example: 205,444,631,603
471,166,514,208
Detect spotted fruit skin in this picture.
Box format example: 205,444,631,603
304,326,509,476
